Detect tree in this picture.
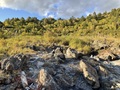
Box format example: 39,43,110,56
0,21,4,28
93,12,97,19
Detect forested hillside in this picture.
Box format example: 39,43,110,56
0,8,120,57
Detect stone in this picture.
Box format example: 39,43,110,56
92,40,108,50
98,65,108,78
20,71,28,88
1,58,9,70
79,60,100,88
54,47,65,63
66,48,77,58
1,54,30,73
74,75,93,90
0,45,120,90
38,68,60,90
110,60,120,66
97,50,117,61
5,61,14,74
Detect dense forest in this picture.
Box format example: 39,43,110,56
0,8,120,57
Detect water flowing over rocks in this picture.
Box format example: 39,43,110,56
0,45,120,90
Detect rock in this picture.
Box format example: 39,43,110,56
38,68,60,90
41,53,54,60
1,54,30,72
54,47,65,63
92,40,108,50
54,47,65,59
66,48,78,58
82,55,90,60
20,71,28,88
79,60,100,88
1,59,14,74
54,73,74,88
98,65,108,78
20,54,30,70
98,60,120,90
37,61,44,69
74,75,93,90
0,45,120,90
5,61,14,74
0,70,13,86
1,58,9,70
97,50,117,61
110,44,120,56
110,60,120,66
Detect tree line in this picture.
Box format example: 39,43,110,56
0,8,120,38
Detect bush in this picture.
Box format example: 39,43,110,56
69,38,86,50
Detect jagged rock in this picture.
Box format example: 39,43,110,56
54,47,65,59
92,40,108,50
97,50,117,61
5,61,14,74
66,48,78,58
79,60,100,88
110,44,120,56
54,73,74,88
98,65,108,78
74,75,93,90
98,60,120,90
38,64,93,90
38,68,60,90
41,53,54,60
54,47,65,63
0,45,120,90
1,58,9,70
1,54,30,73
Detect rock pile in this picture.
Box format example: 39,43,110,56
0,45,120,90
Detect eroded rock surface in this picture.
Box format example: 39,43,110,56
80,60,100,88
0,45,120,90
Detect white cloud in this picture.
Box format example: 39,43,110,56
0,0,120,18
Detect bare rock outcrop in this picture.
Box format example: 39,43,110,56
97,50,117,61
80,60,100,89
38,68,60,90
0,45,120,90
66,48,77,58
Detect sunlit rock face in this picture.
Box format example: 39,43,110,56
0,45,120,90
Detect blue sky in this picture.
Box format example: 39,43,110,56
0,0,120,22
0,8,43,21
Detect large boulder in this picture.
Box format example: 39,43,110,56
38,68,60,90
1,54,30,73
98,60,120,90
79,60,100,88
38,63,93,90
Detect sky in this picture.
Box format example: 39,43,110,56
0,0,120,21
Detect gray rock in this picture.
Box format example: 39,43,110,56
66,48,78,59
97,50,117,61
80,60,100,88
38,68,60,90
1,54,30,73
54,47,65,63
0,45,120,90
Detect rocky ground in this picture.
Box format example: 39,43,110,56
0,42,120,90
